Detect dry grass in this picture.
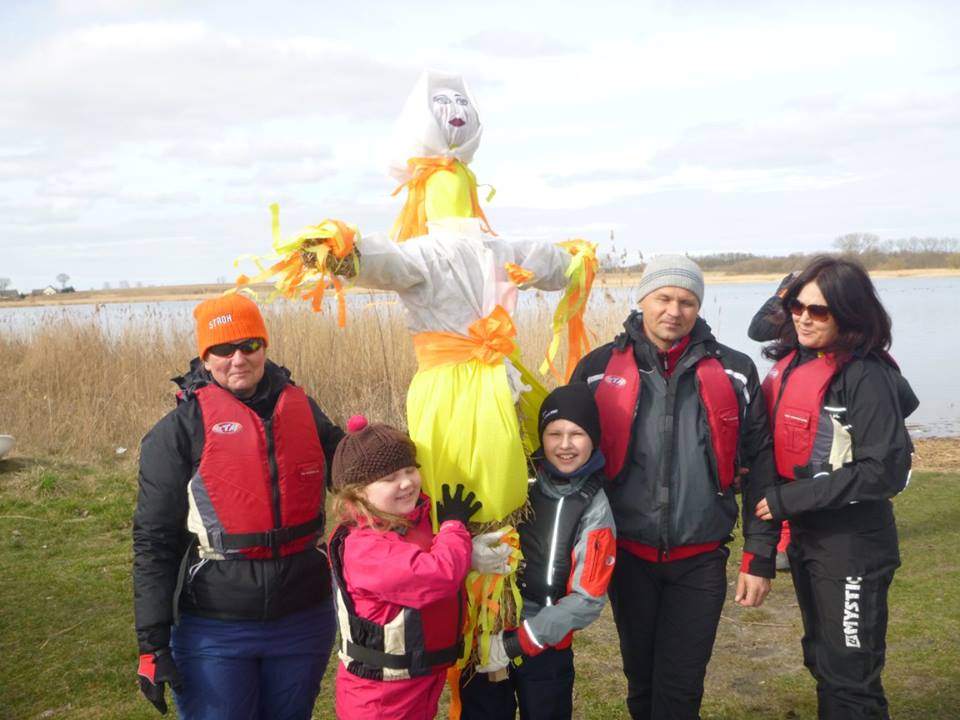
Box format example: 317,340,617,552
0,296,628,460
912,438,960,473
3,293,958,466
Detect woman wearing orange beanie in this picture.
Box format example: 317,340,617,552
133,293,345,720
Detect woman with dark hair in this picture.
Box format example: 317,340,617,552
754,255,918,719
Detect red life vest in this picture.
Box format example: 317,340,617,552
761,350,841,479
594,348,741,489
328,522,464,681
188,383,326,560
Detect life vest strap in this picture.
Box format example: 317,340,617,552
344,638,463,670
220,515,324,551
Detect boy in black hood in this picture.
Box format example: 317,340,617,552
459,383,617,720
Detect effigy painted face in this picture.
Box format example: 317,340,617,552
431,87,479,150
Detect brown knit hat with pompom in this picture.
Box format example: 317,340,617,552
331,415,419,490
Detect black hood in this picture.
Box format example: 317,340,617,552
875,351,920,419
895,372,920,419
173,358,294,418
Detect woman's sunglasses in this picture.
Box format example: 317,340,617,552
788,299,831,322
207,338,265,358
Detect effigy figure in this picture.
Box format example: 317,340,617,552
235,70,598,683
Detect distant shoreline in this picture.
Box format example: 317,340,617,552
600,266,960,287
5,267,958,307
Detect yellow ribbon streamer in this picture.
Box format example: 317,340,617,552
540,239,599,382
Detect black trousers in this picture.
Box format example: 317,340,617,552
458,647,575,720
789,511,900,720
607,547,729,720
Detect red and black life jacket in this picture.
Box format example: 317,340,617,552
187,383,325,560
594,347,741,488
328,523,464,681
761,350,842,479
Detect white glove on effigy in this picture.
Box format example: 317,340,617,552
476,632,510,674
471,529,513,574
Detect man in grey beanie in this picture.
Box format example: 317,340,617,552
571,254,779,720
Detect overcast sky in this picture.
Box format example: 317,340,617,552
2,0,958,290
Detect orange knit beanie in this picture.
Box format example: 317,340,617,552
193,294,269,358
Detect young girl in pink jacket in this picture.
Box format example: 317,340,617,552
327,416,482,719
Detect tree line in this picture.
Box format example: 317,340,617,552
600,234,960,274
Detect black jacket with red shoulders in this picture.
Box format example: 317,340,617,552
571,313,779,577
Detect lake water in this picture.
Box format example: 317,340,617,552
2,275,958,437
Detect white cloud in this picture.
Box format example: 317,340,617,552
1,0,958,291
459,30,582,58
53,0,183,16
1,21,413,151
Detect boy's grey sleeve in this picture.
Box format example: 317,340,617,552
523,490,617,648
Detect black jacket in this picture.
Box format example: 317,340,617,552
572,313,779,574
132,359,344,653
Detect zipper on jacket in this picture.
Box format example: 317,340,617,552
263,416,282,618
544,496,565,606
658,370,677,556
588,534,602,582
264,417,282,561
657,345,707,557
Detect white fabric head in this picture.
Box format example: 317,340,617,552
384,70,483,183
430,87,480,151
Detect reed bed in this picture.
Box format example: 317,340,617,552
0,292,630,461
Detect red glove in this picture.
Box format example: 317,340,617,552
137,648,182,715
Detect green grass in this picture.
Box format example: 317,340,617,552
1,457,957,719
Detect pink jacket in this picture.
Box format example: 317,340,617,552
334,497,471,719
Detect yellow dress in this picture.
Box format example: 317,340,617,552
354,163,572,523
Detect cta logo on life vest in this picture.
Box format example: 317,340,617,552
211,421,243,435
843,576,862,648
604,375,627,387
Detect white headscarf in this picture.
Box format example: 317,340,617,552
384,70,484,183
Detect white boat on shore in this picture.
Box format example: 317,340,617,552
0,435,14,459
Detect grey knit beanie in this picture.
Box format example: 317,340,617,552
636,254,704,305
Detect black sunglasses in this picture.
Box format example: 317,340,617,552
788,299,831,322
207,338,265,358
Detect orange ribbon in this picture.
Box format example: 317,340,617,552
504,262,535,286
412,305,516,370
391,157,495,242
447,666,463,719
